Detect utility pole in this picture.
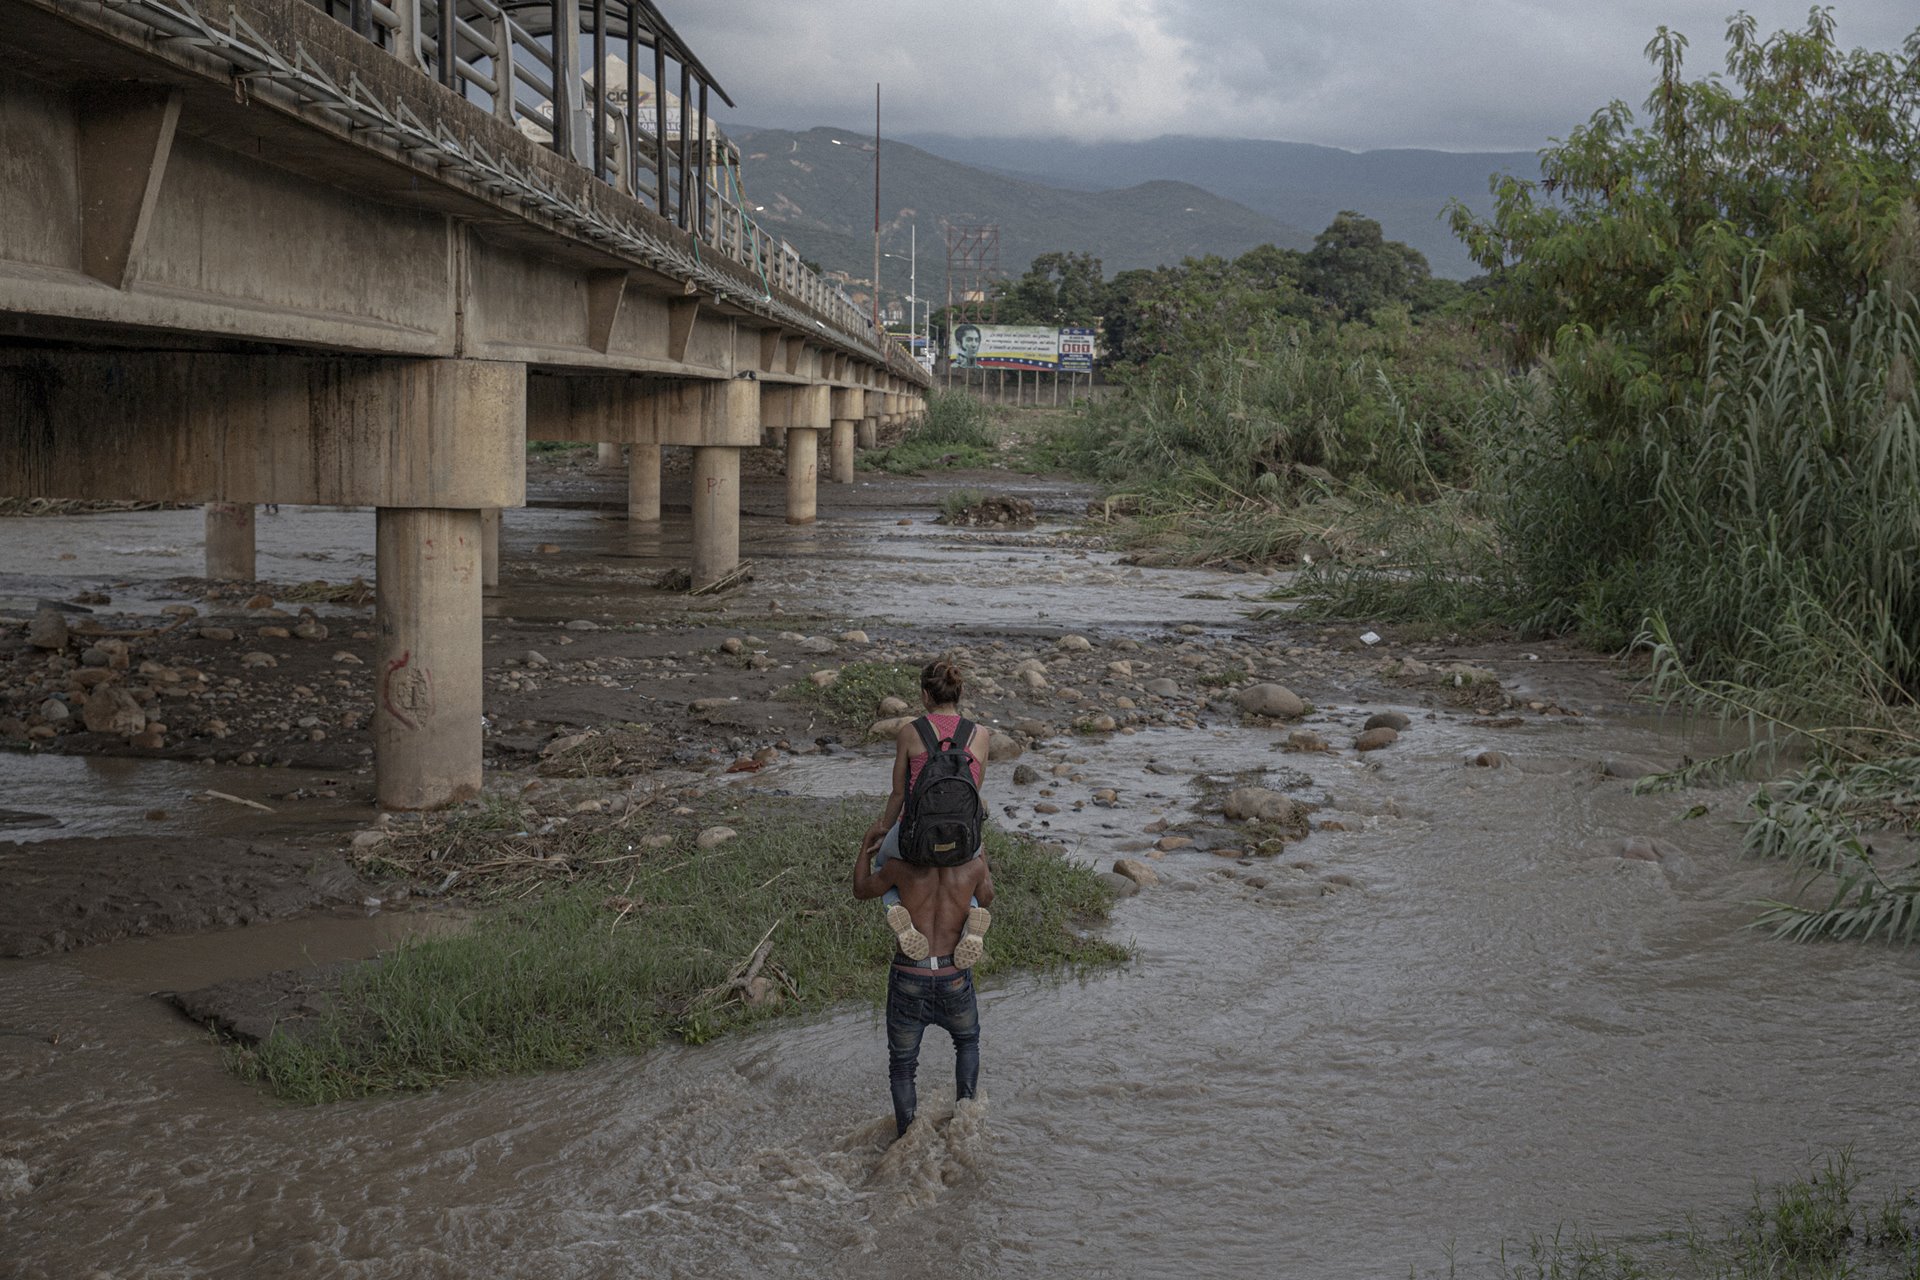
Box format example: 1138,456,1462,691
871,83,881,338
910,222,919,367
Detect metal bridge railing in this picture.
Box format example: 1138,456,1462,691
298,0,883,350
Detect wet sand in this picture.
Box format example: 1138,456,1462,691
3,458,1918,1279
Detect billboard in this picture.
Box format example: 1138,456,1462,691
1057,327,1096,374
951,324,1074,371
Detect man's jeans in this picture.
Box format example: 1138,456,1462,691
886,966,980,1136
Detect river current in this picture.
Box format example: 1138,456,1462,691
3,469,1917,1278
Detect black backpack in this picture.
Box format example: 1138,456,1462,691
901,716,985,867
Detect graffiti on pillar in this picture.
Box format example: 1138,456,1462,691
383,649,433,730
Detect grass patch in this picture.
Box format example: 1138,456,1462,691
1438,1153,1920,1279
527,440,593,456
780,660,920,731
275,577,375,606
861,389,999,474
236,798,1125,1102
940,488,988,520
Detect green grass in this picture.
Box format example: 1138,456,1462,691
779,660,921,730
1439,1153,1920,1279
860,389,999,474
940,488,988,520
236,798,1126,1102
527,440,593,455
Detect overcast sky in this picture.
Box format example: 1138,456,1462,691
675,2,1917,153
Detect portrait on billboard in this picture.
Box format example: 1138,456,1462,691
951,323,984,368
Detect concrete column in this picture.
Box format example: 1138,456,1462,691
858,418,878,450
204,502,256,580
691,446,740,590
627,443,662,523
785,427,819,525
480,507,501,589
830,420,856,484
374,507,483,811
596,442,622,469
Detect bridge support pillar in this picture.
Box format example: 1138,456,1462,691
596,442,622,469
375,506,484,811
830,420,856,484
204,502,255,580
627,443,661,523
858,417,878,450
691,446,740,590
785,428,819,525
480,507,501,589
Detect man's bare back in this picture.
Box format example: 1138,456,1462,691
853,848,995,959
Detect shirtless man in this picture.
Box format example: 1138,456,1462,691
853,844,995,1138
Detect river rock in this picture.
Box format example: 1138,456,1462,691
877,696,911,717
1614,836,1678,862
1467,750,1510,768
1013,718,1050,739
839,630,869,645
1235,683,1306,719
563,619,598,631
869,716,914,740
1112,857,1159,887
1106,660,1133,679
198,626,236,642
1156,835,1194,852
720,637,744,655
36,698,68,723
1080,713,1117,733
27,608,67,650
1354,727,1399,751
82,686,147,736
696,826,738,850
1012,763,1040,786
1284,730,1331,753
293,621,328,641
689,697,732,716
1098,871,1141,897
988,730,1023,761
1598,757,1660,780
1222,788,1300,824
160,603,198,618
1057,634,1092,653
256,626,290,640
242,594,273,610
799,636,836,654
808,669,838,688
1363,711,1411,732
240,651,278,669
1034,801,1061,815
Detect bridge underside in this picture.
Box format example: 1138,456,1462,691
0,0,926,807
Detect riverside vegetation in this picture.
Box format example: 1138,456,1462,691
240,796,1124,1102
1012,11,1920,946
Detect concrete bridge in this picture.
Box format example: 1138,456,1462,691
0,0,929,808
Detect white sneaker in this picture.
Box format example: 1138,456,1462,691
886,903,931,961
953,906,991,969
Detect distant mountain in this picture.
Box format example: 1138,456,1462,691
729,127,1313,308
894,134,1544,280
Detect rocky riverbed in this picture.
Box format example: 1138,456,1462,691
5,457,1912,1280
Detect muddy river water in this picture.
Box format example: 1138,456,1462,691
3,469,1918,1279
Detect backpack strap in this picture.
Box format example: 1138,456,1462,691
952,717,979,755
911,715,941,757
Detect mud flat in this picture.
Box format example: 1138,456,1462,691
3,459,1918,1279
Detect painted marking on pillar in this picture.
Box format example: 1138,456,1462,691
383,650,434,730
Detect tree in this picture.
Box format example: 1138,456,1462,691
1451,9,1920,424
992,251,1107,325
1300,211,1431,320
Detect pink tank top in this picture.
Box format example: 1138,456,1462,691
907,713,984,791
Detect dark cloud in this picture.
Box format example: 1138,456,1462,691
679,0,1916,151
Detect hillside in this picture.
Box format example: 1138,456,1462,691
729,126,1312,309
894,134,1543,280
